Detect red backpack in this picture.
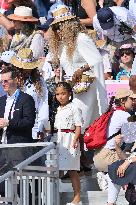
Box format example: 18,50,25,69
84,107,123,150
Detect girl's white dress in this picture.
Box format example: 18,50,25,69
54,102,83,170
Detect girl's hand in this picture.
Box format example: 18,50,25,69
117,161,130,177
71,139,78,149
115,135,123,147
72,69,83,84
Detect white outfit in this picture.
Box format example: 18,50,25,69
54,102,83,170
60,32,108,133
24,77,49,139
41,61,54,81
30,33,45,59
93,6,133,43
105,110,130,149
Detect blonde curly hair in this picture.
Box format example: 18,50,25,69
48,18,87,64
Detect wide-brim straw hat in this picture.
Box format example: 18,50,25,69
7,6,38,22
50,4,76,25
10,48,40,70
115,88,132,99
129,93,136,98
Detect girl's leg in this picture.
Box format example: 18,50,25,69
106,174,121,205
68,170,80,204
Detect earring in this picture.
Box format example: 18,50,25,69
69,96,71,100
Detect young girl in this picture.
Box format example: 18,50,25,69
54,82,83,205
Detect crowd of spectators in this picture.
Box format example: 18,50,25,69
0,1,136,205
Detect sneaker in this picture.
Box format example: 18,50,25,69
97,172,108,191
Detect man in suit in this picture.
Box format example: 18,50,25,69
0,65,36,195
0,65,36,144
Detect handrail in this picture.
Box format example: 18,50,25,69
0,142,52,148
0,142,57,182
0,171,14,183
15,142,56,170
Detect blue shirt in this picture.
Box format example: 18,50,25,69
116,67,131,80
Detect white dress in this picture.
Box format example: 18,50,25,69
54,102,83,170
60,32,108,133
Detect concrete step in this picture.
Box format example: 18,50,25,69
60,191,129,205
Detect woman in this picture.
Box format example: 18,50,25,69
0,0,38,30
6,6,45,59
116,44,135,80
10,48,49,140
93,88,133,205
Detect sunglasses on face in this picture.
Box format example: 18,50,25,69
120,51,132,57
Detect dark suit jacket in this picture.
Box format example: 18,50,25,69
0,91,36,144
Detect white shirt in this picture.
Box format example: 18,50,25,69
93,6,133,43
24,78,49,139
104,110,130,149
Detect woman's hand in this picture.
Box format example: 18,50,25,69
71,139,78,149
115,135,123,147
72,69,83,84
117,161,130,177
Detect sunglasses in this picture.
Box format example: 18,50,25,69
120,51,133,57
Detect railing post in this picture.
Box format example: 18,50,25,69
12,171,18,205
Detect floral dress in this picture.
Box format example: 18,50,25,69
54,102,83,170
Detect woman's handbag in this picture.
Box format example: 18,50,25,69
125,183,136,205
73,74,95,94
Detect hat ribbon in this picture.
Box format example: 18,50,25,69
54,11,72,20
16,55,36,63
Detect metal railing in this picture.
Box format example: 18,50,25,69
0,142,59,205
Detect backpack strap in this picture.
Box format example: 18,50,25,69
107,129,121,142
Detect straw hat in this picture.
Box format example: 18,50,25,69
50,4,76,25
10,48,40,69
7,6,38,22
115,88,132,99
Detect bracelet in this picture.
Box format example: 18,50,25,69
125,157,133,164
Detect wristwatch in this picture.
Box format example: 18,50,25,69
126,157,133,164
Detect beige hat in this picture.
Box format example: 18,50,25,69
7,6,38,22
10,48,40,69
115,88,132,99
50,4,76,25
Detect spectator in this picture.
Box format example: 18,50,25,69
93,7,135,49
116,44,135,80
0,65,36,195
7,6,45,59
93,88,133,205
10,48,49,141
0,0,38,31
0,65,36,144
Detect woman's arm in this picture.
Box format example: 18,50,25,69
0,14,14,30
115,135,126,160
81,0,96,25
